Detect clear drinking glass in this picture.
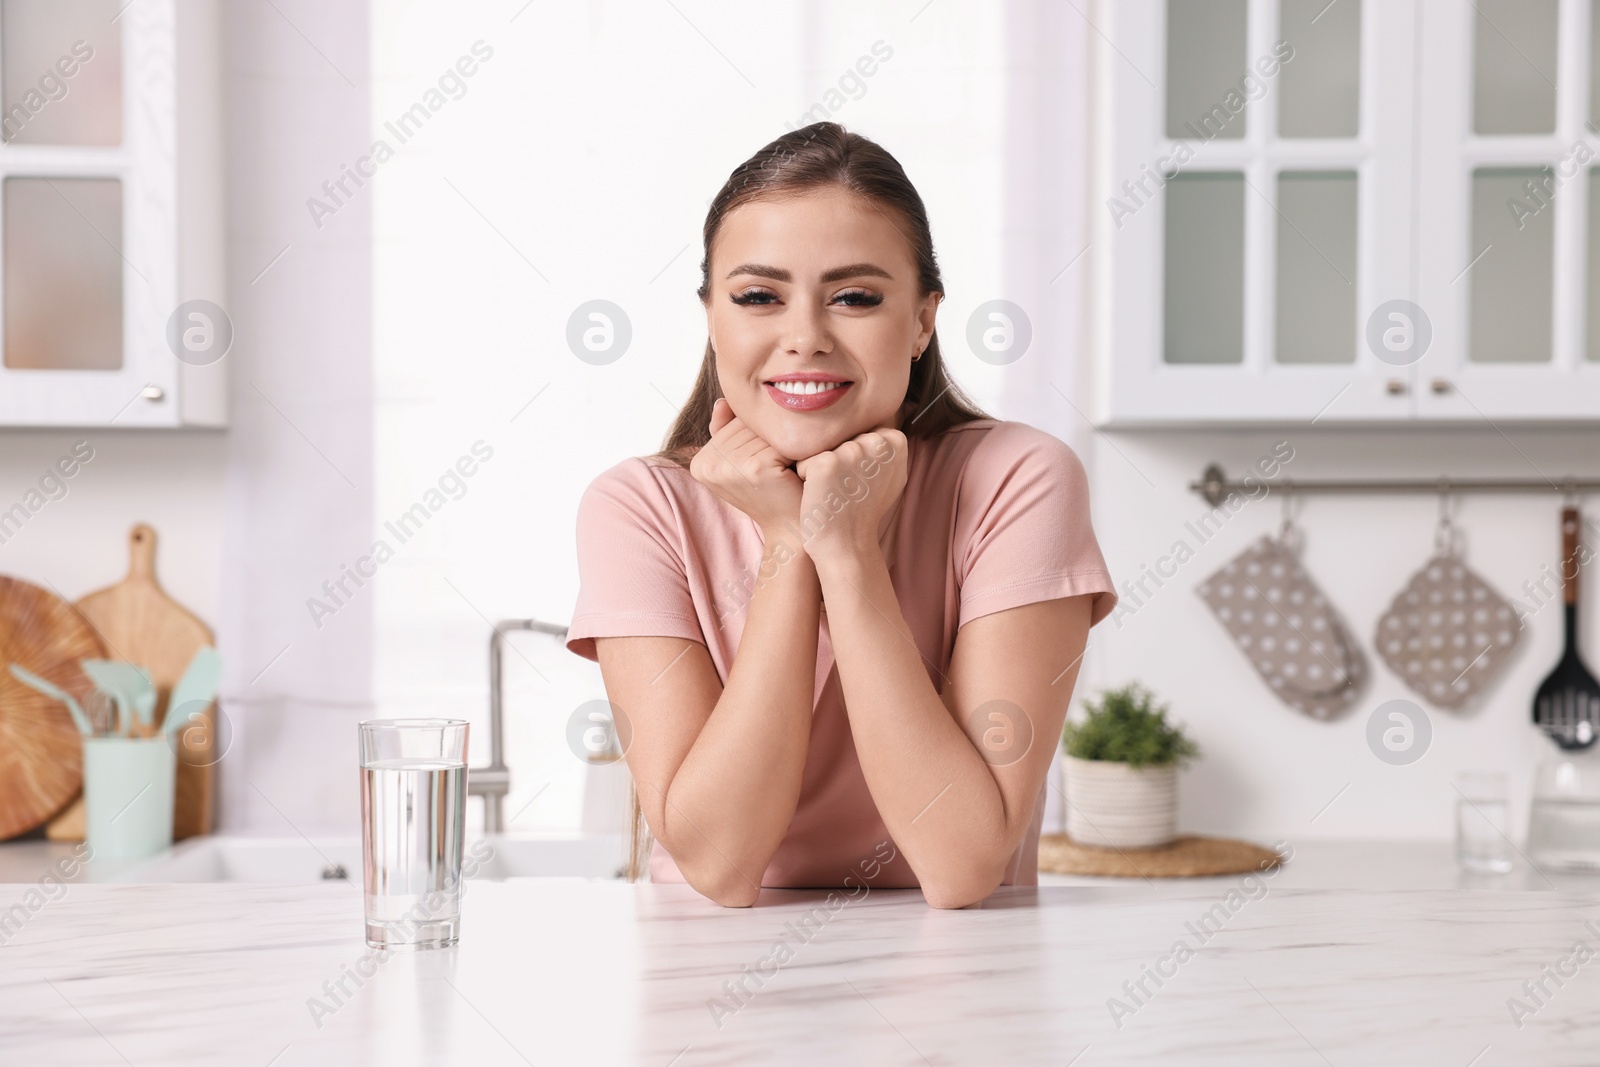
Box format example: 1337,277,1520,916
359,719,469,949
1455,771,1514,874
1527,753,1600,871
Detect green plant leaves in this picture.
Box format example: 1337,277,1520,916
1062,683,1199,768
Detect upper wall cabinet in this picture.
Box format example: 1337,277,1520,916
0,0,225,428
1097,0,1600,424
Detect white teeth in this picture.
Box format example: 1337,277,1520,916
771,380,844,395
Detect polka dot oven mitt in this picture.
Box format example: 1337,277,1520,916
1373,551,1520,710
1195,534,1367,720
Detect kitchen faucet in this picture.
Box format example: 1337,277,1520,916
470,619,568,833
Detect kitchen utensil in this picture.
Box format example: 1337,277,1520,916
1532,507,1600,750
84,690,115,736
1375,500,1521,709
49,524,217,841
0,575,106,840
162,646,222,738
1196,522,1366,720
8,664,95,736
79,659,157,736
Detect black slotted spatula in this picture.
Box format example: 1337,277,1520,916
1533,506,1600,750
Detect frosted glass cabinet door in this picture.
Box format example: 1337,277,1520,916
4,177,124,370
1275,172,1358,364
1,0,122,145
1163,173,1245,364
1166,0,1248,139
0,0,209,429
1468,169,1553,363
1279,0,1361,137
1472,0,1557,134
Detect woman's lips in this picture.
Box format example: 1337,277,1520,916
763,381,853,412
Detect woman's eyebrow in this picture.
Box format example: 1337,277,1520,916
725,262,893,283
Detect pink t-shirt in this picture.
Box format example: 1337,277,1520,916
566,419,1117,890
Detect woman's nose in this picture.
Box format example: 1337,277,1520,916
783,300,833,357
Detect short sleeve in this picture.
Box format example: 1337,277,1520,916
565,458,706,661
954,424,1118,629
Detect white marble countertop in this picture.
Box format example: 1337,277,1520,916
4,872,1600,1064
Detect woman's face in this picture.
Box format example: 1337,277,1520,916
703,185,940,463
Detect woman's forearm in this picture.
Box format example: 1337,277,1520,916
661,535,820,905
813,549,1013,907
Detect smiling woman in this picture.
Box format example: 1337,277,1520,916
565,122,1118,909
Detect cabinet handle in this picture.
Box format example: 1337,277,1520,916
140,385,166,402
1430,378,1451,394
1385,378,1407,395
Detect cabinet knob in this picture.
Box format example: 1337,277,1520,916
1385,378,1407,395
1430,378,1451,394
140,385,166,402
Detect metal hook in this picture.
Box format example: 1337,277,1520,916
1435,479,1459,557
1279,479,1297,544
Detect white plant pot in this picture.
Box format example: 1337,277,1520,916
1063,755,1178,850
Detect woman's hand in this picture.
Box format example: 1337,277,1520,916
794,425,908,568
689,398,804,537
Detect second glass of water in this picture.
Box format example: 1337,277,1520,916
359,718,469,949
1455,770,1513,874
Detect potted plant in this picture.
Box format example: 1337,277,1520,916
1062,683,1199,850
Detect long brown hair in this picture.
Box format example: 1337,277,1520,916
625,121,991,881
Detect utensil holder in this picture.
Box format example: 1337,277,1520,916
83,736,176,860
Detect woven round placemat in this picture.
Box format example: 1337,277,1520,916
1039,833,1282,878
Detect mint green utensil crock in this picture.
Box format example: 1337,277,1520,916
83,736,176,859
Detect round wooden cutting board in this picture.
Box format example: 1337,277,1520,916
0,577,105,840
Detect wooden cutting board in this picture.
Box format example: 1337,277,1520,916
46,524,217,841
0,577,105,839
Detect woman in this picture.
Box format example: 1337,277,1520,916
566,122,1116,909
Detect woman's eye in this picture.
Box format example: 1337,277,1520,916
729,289,777,306
834,290,883,308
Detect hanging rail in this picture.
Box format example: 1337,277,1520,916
1190,463,1600,507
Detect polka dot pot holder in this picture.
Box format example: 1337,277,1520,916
1372,515,1520,710
1196,532,1367,720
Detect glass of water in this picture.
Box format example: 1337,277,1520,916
1455,770,1513,874
359,719,469,949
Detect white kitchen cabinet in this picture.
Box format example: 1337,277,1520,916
0,0,226,428
1096,0,1600,425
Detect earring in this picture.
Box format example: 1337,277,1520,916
912,348,924,362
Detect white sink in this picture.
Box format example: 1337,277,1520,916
109,833,627,883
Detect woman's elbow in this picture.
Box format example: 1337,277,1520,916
676,856,762,907
701,879,761,908
920,868,1005,910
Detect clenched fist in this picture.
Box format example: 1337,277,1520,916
793,426,908,568
689,398,804,537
